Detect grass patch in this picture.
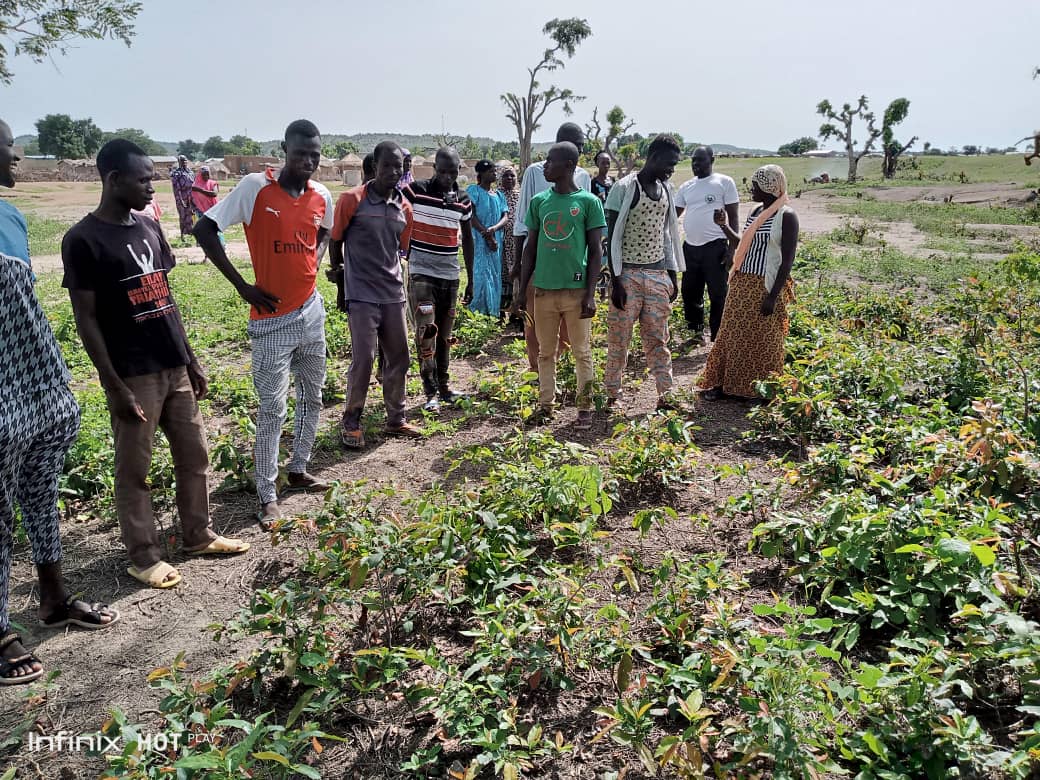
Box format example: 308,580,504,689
828,199,1039,238
26,214,71,256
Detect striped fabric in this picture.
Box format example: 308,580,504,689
739,212,776,277
404,180,472,280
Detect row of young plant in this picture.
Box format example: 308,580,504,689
744,247,1040,776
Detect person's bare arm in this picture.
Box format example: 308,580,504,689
763,210,800,316
582,227,603,319
461,223,475,303
515,234,537,311
193,215,279,314
68,289,146,421
316,226,330,266
605,210,626,311
714,207,742,247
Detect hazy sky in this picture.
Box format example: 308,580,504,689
1,0,1037,150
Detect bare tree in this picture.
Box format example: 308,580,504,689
0,0,142,84
585,105,636,177
817,96,881,183
501,17,591,171
880,98,917,179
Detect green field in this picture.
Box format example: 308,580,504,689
5,166,1040,779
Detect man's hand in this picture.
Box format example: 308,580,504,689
514,289,527,312
324,263,342,284
187,360,209,400
760,293,777,316
713,208,727,227
581,294,597,319
235,282,280,314
110,386,147,422
484,234,498,252
462,285,474,305
610,278,627,311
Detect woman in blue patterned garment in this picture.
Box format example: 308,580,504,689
170,155,195,237
465,160,509,318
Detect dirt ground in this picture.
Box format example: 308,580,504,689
0,334,767,779
1,176,1037,777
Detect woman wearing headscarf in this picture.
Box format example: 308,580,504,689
498,165,520,318
191,165,219,220
698,164,798,400
465,160,509,317
170,155,195,237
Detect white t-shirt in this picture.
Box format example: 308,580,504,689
674,173,739,246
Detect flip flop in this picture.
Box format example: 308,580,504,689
184,536,251,556
40,595,121,630
0,633,44,686
127,561,182,589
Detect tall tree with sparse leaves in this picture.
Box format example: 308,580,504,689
0,1,141,84
880,98,916,179
817,96,882,183
585,105,636,176
501,17,591,171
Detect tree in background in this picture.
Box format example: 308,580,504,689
584,105,634,176
880,99,916,179
102,128,164,156
459,135,481,159
778,136,819,156
202,136,230,159
35,113,102,159
818,96,881,182
0,0,141,83
323,140,359,159
501,17,591,171
177,139,201,160
228,134,261,155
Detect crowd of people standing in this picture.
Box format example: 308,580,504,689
0,115,799,684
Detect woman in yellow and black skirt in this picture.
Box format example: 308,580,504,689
698,164,799,400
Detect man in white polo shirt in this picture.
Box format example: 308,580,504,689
674,146,739,345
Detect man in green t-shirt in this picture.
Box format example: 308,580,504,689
516,142,606,429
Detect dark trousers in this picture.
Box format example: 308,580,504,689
681,239,729,340
408,274,458,397
343,301,410,429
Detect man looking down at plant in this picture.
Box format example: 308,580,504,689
194,120,335,530
63,139,248,590
0,119,120,684
515,141,605,429
330,140,422,448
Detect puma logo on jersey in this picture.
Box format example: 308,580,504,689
265,206,281,218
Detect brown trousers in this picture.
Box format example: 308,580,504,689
107,366,214,569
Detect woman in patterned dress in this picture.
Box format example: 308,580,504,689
498,165,520,318
698,165,799,399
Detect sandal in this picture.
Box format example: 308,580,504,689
341,427,365,449
40,595,120,630
184,535,251,556
0,633,44,685
575,410,593,430
126,561,182,589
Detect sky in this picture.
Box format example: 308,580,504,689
1,0,1037,151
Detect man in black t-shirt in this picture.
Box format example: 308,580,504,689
62,139,249,589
